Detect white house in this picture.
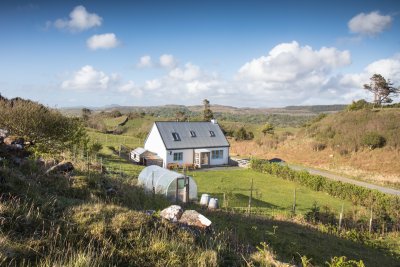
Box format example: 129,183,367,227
144,120,230,168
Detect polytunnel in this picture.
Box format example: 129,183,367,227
138,165,198,202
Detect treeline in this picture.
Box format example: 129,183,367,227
251,159,400,230
284,104,347,113
216,113,314,127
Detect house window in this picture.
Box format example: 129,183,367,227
209,131,215,137
211,150,223,159
173,152,183,161
190,130,196,137
172,132,181,141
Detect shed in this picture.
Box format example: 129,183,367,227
138,165,198,202
130,147,163,167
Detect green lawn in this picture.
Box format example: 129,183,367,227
190,168,353,215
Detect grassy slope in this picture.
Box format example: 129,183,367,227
231,109,400,188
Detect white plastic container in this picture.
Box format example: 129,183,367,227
200,194,210,206
208,198,219,209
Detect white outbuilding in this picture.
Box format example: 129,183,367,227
138,165,198,202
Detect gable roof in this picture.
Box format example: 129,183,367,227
153,121,229,150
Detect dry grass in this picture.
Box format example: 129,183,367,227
230,137,400,188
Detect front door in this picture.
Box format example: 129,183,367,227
200,152,210,166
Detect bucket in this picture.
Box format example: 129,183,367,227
200,194,210,206
208,198,219,209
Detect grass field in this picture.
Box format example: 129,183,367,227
86,129,144,178
190,168,354,216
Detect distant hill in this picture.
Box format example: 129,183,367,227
60,103,347,117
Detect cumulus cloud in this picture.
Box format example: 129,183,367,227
159,54,177,68
348,11,392,36
87,33,119,50
61,65,118,91
237,41,350,83
53,5,102,32
137,55,153,68
233,41,357,105
340,54,400,90
119,80,143,97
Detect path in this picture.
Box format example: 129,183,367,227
288,164,400,196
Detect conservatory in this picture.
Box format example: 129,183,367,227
138,165,198,202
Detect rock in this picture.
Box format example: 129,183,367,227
179,210,212,229
160,205,183,222
0,129,8,138
46,161,74,175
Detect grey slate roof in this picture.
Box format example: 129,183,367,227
154,121,230,150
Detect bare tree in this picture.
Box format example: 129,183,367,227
363,74,399,106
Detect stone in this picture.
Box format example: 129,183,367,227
46,161,74,175
179,210,212,229
159,205,183,222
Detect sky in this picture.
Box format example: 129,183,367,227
0,0,399,108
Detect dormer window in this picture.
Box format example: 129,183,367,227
209,131,215,137
190,130,196,137
172,132,181,141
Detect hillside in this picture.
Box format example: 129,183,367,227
231,108,400,188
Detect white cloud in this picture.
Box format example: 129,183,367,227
87,33,119,50
61,65,118,91
145,79,162,90
137,55,153,68
53,5,102,32
237,41,350,83
119,80,143,97
348,11,392,36
159,54,177,68
169,63,202,81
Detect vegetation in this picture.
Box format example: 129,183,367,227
250,159,400,230
0,96,87,156
203,99,214,121
361,132,386,150
305,109,400,152
261,123,274,136
363,74,399,105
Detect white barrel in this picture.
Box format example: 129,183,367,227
208,198,219,209
200,194,210,206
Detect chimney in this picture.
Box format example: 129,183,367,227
211,119,218,124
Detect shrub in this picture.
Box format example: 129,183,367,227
361,132,386,149
347,100,372,111
311,142,326,151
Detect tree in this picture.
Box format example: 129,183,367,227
363,74,400,106
261,123,274,136
81,108,92,121
203,99,214,121
175,110,187,121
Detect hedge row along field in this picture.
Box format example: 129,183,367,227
250,159,400,230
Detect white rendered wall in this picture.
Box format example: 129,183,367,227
165,149,194,166
144,124,167,166
208,147,229,165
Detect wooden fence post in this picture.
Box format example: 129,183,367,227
339,203,344,231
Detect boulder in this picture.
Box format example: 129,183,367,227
179,210,212,229
160,205,183,222
46,161,74,175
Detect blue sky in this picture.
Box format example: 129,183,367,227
0,0,399,108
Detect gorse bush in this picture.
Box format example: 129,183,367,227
361,132,386,149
